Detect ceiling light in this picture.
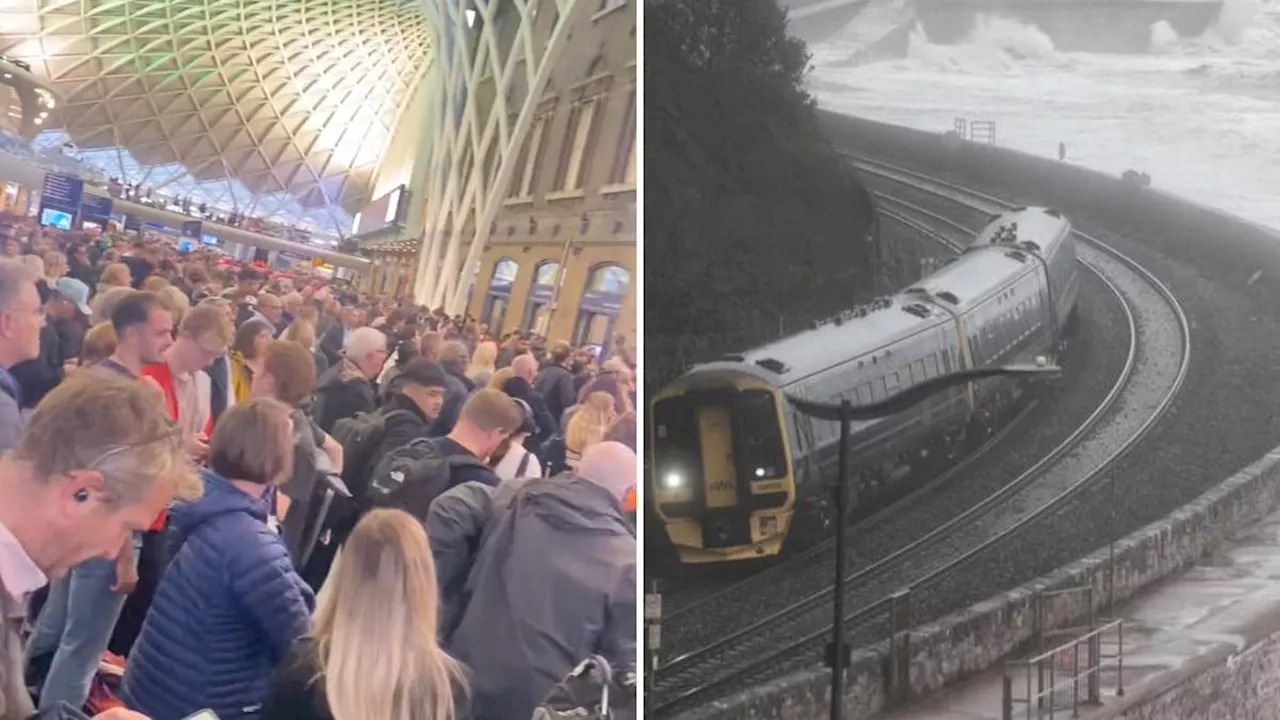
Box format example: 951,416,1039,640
465,8,477,27
34,117,42,124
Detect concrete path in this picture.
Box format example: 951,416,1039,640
881,510,1280,719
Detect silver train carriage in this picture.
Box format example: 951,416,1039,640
649,207,1080,563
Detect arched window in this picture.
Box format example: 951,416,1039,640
522,259,561,333
533,260,560,287
490,257,519,288
573,263,631,355
587,263,630,295
483,257,518,333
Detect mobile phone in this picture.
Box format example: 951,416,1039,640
182,711,219,720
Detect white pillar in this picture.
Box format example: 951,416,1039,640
412,0,587,314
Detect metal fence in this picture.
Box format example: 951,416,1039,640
1002,586,1125,719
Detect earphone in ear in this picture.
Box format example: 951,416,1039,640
73,489,89,502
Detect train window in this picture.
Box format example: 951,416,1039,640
876,377,888,398
651,396,702,496
885,371,901,395
732,390,788,481
914,359,927,382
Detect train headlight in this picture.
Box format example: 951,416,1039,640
754,467,766,478
662,472,685,490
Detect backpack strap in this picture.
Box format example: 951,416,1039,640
515,449,532,477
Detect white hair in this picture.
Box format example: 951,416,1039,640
0,258,38,308
345,326,386,359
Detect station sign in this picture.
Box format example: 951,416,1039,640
79,195,113,225
182,220,203,238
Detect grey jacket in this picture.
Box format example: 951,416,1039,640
0,391,21,456
445,476,636,720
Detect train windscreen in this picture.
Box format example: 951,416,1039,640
732,390,787,480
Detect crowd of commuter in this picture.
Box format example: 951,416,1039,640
0,212,638,720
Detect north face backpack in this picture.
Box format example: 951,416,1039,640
330,408,415,497
366,437,488,520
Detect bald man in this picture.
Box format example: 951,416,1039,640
427,442,636,720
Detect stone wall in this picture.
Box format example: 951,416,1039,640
1081,603,1280,720
672,114,1280,720
679,447,1280,720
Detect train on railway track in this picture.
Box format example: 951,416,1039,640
649,207,1081,563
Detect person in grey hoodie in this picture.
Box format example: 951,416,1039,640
427,441,636,720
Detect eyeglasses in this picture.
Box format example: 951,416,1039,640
86,424,185,472
2,305,44,320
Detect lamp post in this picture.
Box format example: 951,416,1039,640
786,362,1062,720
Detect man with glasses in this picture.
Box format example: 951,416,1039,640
16,373,200,719
140,305,234,460
0,259,45,452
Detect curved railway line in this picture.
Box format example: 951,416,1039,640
652,164,1191,718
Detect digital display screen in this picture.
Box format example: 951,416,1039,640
39,208,72,230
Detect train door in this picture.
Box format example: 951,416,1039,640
697,405,739,510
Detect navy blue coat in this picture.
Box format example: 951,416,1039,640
121,469,315,720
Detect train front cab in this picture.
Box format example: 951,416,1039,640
649,370,796,563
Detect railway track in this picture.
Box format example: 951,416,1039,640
652,165,1191,718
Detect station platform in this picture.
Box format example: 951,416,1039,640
882,504,1280,720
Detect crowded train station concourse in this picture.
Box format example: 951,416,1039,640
0,1,638,719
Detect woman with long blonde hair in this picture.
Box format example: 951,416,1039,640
262,509,467,720
466,340,497,387
564,391,617,470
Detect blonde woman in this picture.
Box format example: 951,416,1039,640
466,340,497,387
262,509,467,720
487,366,515,391
42,250,67,281
97,262,132,290
159,284,191,326
564,391,616,470
282,319,329,376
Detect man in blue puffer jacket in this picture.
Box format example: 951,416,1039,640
120,464,315,720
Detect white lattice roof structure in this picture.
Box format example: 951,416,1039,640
0,0,432,234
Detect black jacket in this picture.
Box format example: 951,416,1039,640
261,638,333,720
533,364,576,426
371,393,431,467
12,318,83,409
312,361,377,434
319,324,345,367
501,376,557,452
429,365,475,438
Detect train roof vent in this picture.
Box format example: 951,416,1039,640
936,291,960,304
1005,250,1028,262
901,303,931,318
720,353,745,362
755,358,790,374
1042,207,1063,218
1013,205,1028,212
1021,240,1042,253
903,287,929,298
817,296,893,328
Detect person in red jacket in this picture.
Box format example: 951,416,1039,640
140,305,233,453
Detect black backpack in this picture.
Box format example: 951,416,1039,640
330,408,415,497
366,437,488,519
